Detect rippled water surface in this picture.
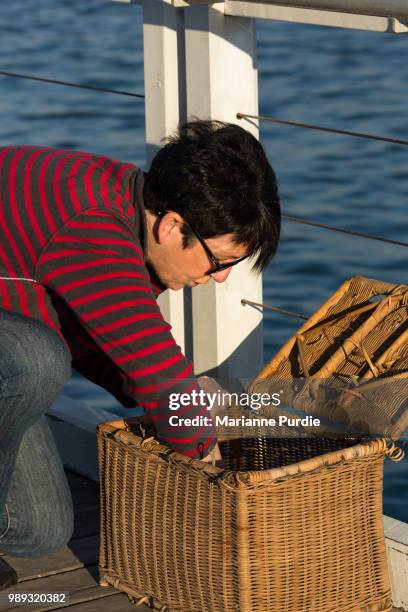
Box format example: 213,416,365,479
0,0,406,520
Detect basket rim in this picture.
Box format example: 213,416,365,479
97,418,397,487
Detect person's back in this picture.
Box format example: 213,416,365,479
0,145,138,332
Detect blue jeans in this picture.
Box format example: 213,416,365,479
0,307,74,558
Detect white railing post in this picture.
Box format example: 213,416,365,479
143,0,187,353
142,0,264,377
183,4,263,382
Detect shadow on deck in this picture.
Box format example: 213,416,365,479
1,470,149,611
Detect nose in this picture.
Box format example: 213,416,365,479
211,267,232,283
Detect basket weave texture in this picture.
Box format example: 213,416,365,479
250,276,408,439
98,418,394,612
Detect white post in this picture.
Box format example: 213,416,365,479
143,0,187,353
183,4,263,383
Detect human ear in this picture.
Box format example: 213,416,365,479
157,211,183,245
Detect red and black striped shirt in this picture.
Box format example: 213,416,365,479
0,145,216,458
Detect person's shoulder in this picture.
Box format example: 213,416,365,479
71,151,139,186
0,144,60,157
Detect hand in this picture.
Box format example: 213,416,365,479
197,376,230,467
201,442,222,465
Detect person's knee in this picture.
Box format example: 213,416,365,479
0,493,74,559
19,503,74,559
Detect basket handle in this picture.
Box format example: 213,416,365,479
385,440,405,462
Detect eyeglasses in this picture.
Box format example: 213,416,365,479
186,220,249,275
157,211,249,276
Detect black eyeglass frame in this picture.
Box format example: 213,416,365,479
157,211,249,276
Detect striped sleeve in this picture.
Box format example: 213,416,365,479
35,208,216,458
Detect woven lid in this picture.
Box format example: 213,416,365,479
248,276,408,440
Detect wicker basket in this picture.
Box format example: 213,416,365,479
98,416,402,612
97,275,407,611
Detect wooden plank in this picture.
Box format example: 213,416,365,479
56,593,143,611
384,515,408,548
2,565,104,612
384,516,408,610
3,535,99,581
80,599,403,612
0,564,150,612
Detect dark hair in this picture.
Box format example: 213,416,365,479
144,119,281,272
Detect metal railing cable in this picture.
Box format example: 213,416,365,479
0,70,145,99
235,113,408,322
241,299,308,320
235,111,408,247
237,112,408,147
2,74,406,246
283,214,408,248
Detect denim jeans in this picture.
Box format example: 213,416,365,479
0,307,74,558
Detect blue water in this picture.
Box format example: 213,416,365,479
0,0,406,521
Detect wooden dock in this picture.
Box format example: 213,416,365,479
1,470,149,611
1,468,404,611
